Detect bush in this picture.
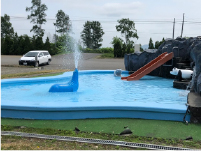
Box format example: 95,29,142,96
100,47,113,53
81,47,113,53
49,43,60,55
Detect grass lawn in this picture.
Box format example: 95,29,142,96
98,53,114,58
2,118,201,149
2,118,201,141
1,69,69,79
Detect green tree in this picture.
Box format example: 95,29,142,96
81,21,104,49
26,0,48,37
111,36,123,57
1,38,5,55
159,37,165,46
1,14,14,38
44,37,51,50
122,43,127,57
155,41,160,49
52,34,59,44
35,36,44,49
126,41,134,54
50,43,58,55
54,10,71,35
3,36,14,55
148,38,154,49
81,21,92,49
23,35,32,54
154,38,165,49
55,34,75,53
16,36,25,55
116,18,138,48
44,36,56,55
10,33,19,55
55,35,67,53
31,36,36,50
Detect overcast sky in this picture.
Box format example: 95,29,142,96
1,0,201,47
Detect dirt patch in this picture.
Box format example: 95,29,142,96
1,135,133,150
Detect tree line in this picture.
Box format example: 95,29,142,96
148,37,165,49
1,33,55,55
1,0,71,55
1,0,165,57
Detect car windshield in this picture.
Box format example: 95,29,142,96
24,52,39,57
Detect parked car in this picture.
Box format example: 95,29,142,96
19,50,51,67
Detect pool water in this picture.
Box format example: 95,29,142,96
1,71,189,111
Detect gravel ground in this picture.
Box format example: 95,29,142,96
1,53,125,75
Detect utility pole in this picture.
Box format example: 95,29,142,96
173,18,175,39
181,13,185,37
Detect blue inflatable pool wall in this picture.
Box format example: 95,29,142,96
49,68,79,92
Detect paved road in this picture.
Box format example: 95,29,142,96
1,53,125,75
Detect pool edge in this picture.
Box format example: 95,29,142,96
1,105,190,122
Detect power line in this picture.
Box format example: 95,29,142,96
8,16,178,22
9,16,201,26
11,28,199,35
7,15,201,40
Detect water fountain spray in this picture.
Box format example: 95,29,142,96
49,28,81,92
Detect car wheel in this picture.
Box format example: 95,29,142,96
47,59,51,65
34,61,39,67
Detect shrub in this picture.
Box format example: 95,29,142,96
81,47,113,53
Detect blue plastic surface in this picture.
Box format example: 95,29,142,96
1,70,190,121
49,68,79,92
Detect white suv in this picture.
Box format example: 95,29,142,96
19,50,52,67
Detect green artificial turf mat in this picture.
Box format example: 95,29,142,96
2,118,201,141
